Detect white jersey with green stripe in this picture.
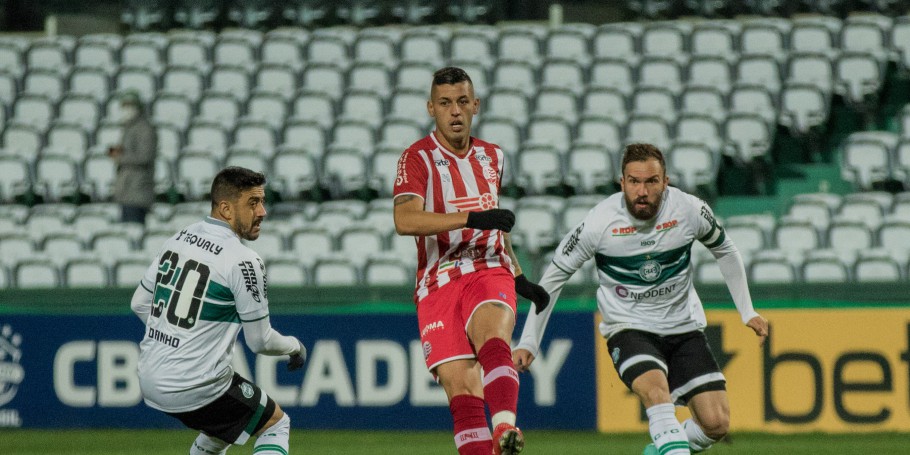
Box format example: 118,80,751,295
137,217,271,413
550,187,726,339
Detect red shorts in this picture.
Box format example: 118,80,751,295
416,267,517,372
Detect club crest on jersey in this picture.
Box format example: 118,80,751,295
240,382,254,399
449,193,497,211
639,259,662,282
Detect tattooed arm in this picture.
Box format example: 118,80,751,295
393,194,470,236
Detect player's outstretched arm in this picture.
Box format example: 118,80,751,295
242,317,304,357
710,240,762,326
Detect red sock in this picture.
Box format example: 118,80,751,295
450,395,492,455
477,338,519,417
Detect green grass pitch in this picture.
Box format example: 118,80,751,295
0,429,907,454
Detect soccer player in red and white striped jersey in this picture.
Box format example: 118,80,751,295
393,67,549,455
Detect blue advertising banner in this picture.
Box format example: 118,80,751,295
0,312,596,430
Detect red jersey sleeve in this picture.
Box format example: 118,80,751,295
496,149,505,195
393,147,429,198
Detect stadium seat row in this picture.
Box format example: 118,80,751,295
0,254,416,289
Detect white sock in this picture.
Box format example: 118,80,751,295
254,413,291,455
491,410,516,428
646,404,690,455
683,418,716,453
190,433,229,455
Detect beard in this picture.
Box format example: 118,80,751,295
236,218,262,241
625,192,663,221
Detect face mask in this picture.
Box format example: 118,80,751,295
121,105,139,122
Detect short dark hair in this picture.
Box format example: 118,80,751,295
621,143,666,175
432,66,473,87
210,166,266,208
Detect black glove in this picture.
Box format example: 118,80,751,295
287,341,307,372
515,274,550,314
465,209,515,232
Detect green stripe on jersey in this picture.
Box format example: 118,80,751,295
200,301,240,323
594,242,692,286
702,227,726,249
206,281,233,302
699,222,718,243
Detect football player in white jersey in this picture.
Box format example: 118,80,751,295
513,144,769,455
131,167,306,455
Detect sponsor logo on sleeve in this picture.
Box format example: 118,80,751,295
395,151,409,186
239,261,261,302
700,205,716,227
562,223,584,255
256,258,268,299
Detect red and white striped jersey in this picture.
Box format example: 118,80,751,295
394,131,514,302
